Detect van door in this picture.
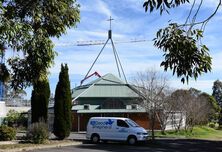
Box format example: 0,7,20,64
99,119,115,140
115,119,130,140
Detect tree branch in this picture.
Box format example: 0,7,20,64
181,0,221,28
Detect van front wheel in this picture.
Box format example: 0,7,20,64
91,134,100,143
127,136,137,145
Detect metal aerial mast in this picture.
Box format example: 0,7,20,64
81,16,128,85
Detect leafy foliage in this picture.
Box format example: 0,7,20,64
26,122,49,144
170,89,218,131
31,78,50,123
0,63,10,82
143,1,221,83
143,0,190,14
212,80,222,126
3,110,28,128
212,80,222,106
53,64,72,140
199,93,221,123
154,23,212,83
0,0,80,90
0,125,16,141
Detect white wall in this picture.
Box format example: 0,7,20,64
6,106,30,114
0,101,7,124
0,102,30,125
0,101,7,117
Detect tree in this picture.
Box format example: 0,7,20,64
0,0,80,90
156,90,174,134
3,109,28,128
212,80,222,126
199,92,220,123
143,0,221,83
1,0,79,129
53,64,72,140
212,80,222,106
170,88,218,132
4,82,27,106
31,78,50,123
133,69,169,140
170,89,189,131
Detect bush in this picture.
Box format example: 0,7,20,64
3,110,28,128
0,125,16,141
26,122,49,144
208,123,215,128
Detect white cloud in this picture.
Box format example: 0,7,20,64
169,79,214,94
97,0,113,18
80,0,114,18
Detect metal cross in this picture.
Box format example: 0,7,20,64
107,16,114,30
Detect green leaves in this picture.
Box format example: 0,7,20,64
31,78,50,123
154,23,212,83
8,32,56,90
0,0,80,90
53,64,72,140
212,80,222,106
0,63,10,82
143,0,189,14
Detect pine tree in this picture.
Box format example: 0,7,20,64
53,64,72,140
31,78,50,123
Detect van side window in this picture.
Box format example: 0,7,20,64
117,120,129,128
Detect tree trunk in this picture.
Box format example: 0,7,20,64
151,112,155,141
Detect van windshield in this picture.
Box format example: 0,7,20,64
125,119,139,127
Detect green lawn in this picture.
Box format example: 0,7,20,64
155,126,222,140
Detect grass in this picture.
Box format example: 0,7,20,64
0,140,75,150
155,126,222,140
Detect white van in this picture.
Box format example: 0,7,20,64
86,117,149,145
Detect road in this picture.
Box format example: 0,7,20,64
27,139,222,152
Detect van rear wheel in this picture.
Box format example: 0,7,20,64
91,134,100,143
127,136,137,145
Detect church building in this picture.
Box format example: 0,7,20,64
71,73,160,131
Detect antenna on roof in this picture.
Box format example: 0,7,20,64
82,16,128,84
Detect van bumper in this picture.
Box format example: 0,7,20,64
86,133,91,140
136,135,149,141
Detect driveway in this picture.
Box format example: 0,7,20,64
27,139,222,152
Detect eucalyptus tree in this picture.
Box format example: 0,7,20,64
0,0,80,89
0,0,80,123
143,0,221,83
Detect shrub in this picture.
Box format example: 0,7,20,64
208,123,215,128
26,122,49,144
0,125,16,141
3,110,28,128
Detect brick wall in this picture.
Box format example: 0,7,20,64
72,112,161,131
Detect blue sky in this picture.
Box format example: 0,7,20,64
5,0,222,99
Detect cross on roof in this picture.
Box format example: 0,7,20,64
107,16,114,30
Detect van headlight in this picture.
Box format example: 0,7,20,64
137,132,143,135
